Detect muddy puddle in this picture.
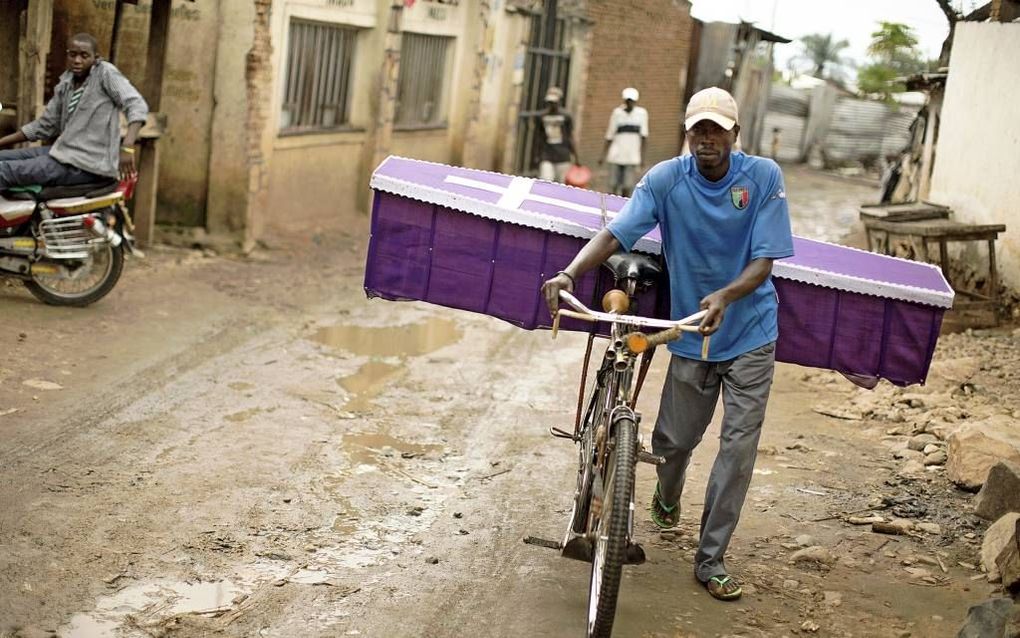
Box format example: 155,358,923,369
62,578,249,637
311,317,461,358
339,360,404,411
342,431,441,465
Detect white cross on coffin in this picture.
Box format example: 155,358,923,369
443,175,617,220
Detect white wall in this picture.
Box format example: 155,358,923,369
929,22,1020,288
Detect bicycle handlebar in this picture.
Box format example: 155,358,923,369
554,290,710,357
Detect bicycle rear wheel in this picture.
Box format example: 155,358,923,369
586,414,636,638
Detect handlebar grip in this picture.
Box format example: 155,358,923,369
644,325,684,349
601,289,629,314
626,326,682,354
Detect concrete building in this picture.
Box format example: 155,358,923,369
3,0,698,250
928,20,1020,289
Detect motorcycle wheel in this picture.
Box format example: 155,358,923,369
24,243,124,307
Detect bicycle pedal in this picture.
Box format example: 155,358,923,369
549,427,577,441
638,450,665,465
523,536,563,550
626,542,647,565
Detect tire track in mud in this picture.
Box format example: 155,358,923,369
0,315,278,469
349,324,589,638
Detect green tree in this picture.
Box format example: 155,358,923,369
867,22,919,61
858,22,926,100
857,64,903,100
799,33,850,78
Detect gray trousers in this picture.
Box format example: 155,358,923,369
0,146,104,189
652,342,776,582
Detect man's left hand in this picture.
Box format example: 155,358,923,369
119,148,136,180
699,291,728,335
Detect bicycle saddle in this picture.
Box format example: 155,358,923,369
603,252,662,288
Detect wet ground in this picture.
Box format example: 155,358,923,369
0,165,1009,638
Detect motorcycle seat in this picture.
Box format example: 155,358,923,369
0,196,37,220
2,179,119,202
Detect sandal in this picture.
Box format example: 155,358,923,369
704,575,742,601
650,482,680,529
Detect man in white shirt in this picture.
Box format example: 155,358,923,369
599,87,648,196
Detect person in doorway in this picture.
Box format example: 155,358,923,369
534,86,577,183
0,33,148,190
541,87,793,602
600,87,648,196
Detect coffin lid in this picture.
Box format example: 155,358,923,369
371,156,954,309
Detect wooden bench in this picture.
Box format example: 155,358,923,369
861,216,1006,323
859,201,951,223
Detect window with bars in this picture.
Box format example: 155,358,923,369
395,33,454,128
280,20,358,133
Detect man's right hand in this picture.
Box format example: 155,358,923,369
541,272,574,317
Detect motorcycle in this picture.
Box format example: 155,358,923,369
0,103,140,307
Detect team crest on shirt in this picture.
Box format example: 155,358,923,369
730,186,750,210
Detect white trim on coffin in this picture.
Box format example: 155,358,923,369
371,158,954,309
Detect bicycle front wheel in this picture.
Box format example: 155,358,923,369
586,415,636,638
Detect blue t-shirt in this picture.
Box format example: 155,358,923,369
606,151,794,361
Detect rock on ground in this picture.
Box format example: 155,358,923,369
974,460,1020,520
789,546,836,566
995,518,1020,592
955,598,1016,638
981,513,1020,582
947,420,1020,491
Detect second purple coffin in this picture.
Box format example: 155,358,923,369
365,156,954,386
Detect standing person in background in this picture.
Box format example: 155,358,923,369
770,127,782,161
600,87,648,196
534,86,577,183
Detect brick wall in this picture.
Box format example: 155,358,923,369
578,0,694,177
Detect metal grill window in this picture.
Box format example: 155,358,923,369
395,33,453,128
281,20,358,133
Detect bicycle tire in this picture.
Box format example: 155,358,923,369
587,414,636,638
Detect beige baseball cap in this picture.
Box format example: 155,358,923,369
684,87,739,131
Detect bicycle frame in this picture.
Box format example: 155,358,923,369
533,281,708,638
556,286,705,562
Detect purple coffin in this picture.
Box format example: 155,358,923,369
365,156,954,386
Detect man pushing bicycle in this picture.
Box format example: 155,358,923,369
542,87,794,602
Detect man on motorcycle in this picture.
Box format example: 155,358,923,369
542,87,794,602
0,33,148,189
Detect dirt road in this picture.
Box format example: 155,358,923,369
0,167,1008,637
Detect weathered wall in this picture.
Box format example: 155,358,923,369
265,0,380,227
578,0,693,179
205,0,257,239
266,0,475,225
0,3,22,116
157,4,218,228
460,2,529,171
929,22,1020,288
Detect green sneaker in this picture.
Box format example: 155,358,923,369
650,482,679,529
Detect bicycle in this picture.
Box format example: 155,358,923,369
526,253,708,638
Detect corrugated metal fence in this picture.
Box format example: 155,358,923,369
760,84,809,162
825,97,917,164
761,84,919,166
